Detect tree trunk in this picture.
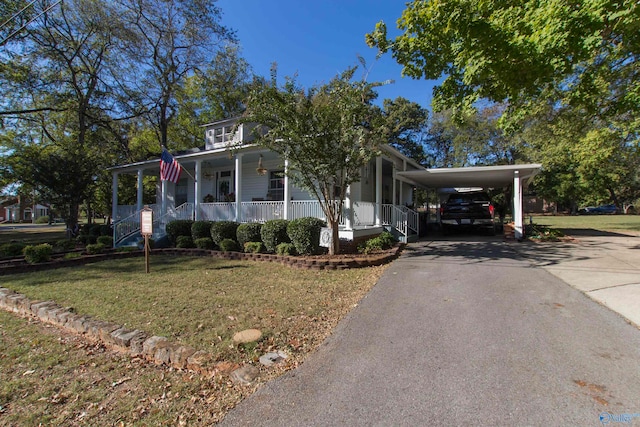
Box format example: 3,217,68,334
329,220,340,255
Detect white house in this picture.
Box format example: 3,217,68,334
110,117,424,247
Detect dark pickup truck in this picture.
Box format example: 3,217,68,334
439,191,496,234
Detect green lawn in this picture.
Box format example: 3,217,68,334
0,223,68,245
0,255,385,425
531,214,640,234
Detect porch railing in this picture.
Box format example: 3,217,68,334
241,201,284,223
113,203,193,246
200,203,235,221
352,201,375,226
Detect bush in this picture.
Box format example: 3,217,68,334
85,243,106,255
191,221,214,240
99,224,112,236
63,252,81,260
358,232,396,254
35,215,49,224
76,234,97,245
287,217,325,255
54,239,76,252
194,237,215,250
0,243,27,258
244,241,264,253
176,235,195,248
219,238,241,252
166,220,195,245
88,224,102,237
261,219,290,253
96,236,113,247
237,223,263,248
210,221,239,246
276,242,297,256
23,243,53,264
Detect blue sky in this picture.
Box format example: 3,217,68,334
217,0,439,110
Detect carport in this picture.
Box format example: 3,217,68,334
397,164,542,240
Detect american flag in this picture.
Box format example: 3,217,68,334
160,148,181,183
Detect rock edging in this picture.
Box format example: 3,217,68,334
0,244,404,275
0,287,222,375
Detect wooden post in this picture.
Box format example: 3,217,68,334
140,206,153,273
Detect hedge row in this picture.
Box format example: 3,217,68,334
165,217,327,255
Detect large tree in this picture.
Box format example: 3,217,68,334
242,67,386,255
381,97,429,165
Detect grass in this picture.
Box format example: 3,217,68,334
530,214,640,234
0,224,68,245
0,255,386,425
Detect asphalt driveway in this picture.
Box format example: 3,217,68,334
221,236,640,426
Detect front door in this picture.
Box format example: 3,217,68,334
218,171,233,201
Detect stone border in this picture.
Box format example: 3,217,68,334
0,287,223,375
0,244,404,275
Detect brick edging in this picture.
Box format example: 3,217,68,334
0,287,220,375
0,244,405,275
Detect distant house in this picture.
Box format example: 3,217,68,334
109,117,423,247
1,196,49,223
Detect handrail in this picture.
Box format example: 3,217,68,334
113,203,193,246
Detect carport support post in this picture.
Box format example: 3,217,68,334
513,171,523,240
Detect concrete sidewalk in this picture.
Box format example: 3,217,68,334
513,232,640,328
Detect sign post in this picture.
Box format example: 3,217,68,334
140,206,153,273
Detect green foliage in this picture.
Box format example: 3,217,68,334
236,223,263,249
286,217,325,255
176,235,195,248
63,252,82,259
260,219,290,253
54,239,76,252
210,221,239,246
96,236,113,247
358,232,396,254
276,243,297,256
194,237,215,250
88,224,102,237
35,216,49,224
219,238,240,252
242,65,386,254
166,220,195,245
85,243,106,255
191,221,214,240
23,244,53,264
526,224,565,242
0,243,27,258
98,225,112,236
116,246,140,253
77,234,97,245
243,242,264,254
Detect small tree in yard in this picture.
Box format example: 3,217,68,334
242,67,385,255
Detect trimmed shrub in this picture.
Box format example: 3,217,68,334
219,238,240,252
99,224,112,236
77,234,97,245
23,243,53,264
210,221,239,246
194,237,215,250
54,239,76,252
287,217,325,255
358,231,396,254
276,242,297,256
0,243,27,258
88,224,102,237
85,243,106,255
191,221,214,240
96,236,113,247
166,220,195,245
176,235,195,248
261,219,290,253
244,241,264,253
35,215,49,224
237,223,263,248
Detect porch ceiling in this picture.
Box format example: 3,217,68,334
396,164,542,189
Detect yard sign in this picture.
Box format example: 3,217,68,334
140,206,153,273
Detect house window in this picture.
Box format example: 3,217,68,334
267,170,284,201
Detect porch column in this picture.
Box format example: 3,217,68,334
513,171,524,240
375,157,382,226
136,169,144,212
283,158,290,220
392,163,397,206
195,160,202,220
344,184,353,230
161,179,168,218
111,172,118,221
235,153,243,222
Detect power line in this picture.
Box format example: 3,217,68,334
0,0,38,31
0,0,62,47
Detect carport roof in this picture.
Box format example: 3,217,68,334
397,164,542,189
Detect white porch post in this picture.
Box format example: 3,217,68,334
235,153,243,222
161,179,168,217
344,184,353,230
283,158,290,220
136,169,144,212
392,163,397,205
375,157,382,226
513,171,524,240
111,172,118,221
195,160,202,220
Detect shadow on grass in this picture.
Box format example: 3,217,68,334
555,228,635,238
